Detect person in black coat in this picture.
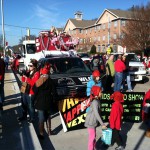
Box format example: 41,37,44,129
33,63,54,139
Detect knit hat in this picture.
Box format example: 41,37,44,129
90,86,102,100
92,70,100,77
40,62,51,74
30,59,38,68
110,91,124,103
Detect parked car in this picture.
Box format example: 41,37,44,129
111,52,147,82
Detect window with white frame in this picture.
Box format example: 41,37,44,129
121,20,126,26
113,34,117,39
98,45,101,53
95,26,97,31
114,21,118,27
97,25,101,30
102,24,105,30
90,38,92,42
102,45,105,52
102,36,105,41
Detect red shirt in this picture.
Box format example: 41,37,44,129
114,59,126,73
109,101,123,130
22,71,40,95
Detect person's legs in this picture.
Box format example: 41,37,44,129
126,72,132,91
112,129,123,149
88,128,96,150
116,73,123,91
38,110,45,139
114,73,118,92
27,95,35,121
18,93,28,121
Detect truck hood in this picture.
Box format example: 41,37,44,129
129,62,144,67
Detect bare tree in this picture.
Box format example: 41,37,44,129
121,3,150,51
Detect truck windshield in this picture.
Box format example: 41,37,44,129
127,54,140,62
41,57,91,75
26,44,36,54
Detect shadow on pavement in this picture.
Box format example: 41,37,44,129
95,122,134,150
0,98,36,150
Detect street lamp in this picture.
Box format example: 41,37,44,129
1,0,5,57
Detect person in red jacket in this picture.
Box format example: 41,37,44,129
0,54,5,110
18,59,40,122
109,91,124,150
142,89,150,138
114,55,126,92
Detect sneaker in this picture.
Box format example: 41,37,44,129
115,146,124,150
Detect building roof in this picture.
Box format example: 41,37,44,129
107,9,133,19
69,19,96,28
56,27,63,32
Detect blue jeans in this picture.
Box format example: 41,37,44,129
23,94,35,120
121,72,132,91
38,110,50,123
114,72,123,92
126,72,132,90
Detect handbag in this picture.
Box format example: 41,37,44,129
20,82,30,94
101,128,112,145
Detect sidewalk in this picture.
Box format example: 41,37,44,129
0,69,42,150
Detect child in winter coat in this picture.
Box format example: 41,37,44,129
142,89,150,138
109,91,124,150
86,70,103,97
85,85,107,150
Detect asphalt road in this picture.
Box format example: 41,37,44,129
17,64,150,150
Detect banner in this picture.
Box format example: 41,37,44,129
58,92,145,132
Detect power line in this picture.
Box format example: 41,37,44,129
0,23,49,30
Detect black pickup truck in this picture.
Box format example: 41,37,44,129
38,56,92,111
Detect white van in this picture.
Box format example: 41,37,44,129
111,53,146,81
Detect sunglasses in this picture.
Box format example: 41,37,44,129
28,65,33,67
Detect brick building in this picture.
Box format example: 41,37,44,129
64,9,132,53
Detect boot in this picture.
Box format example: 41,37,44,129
38,122,44,140
145,128,150,138
46,117,52,135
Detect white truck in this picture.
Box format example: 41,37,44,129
21,40,36,69
112,53,147,82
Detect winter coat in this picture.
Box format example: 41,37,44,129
0,59,5,81
86,75,102,96
33,74,54,111
84,99,104,128
142,89,150,121
109,101,123,130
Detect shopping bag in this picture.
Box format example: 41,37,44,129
101,128,112,145
20,82,30,94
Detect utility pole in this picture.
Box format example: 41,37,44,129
1,0,5,56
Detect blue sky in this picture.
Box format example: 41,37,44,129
0,0,149,46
